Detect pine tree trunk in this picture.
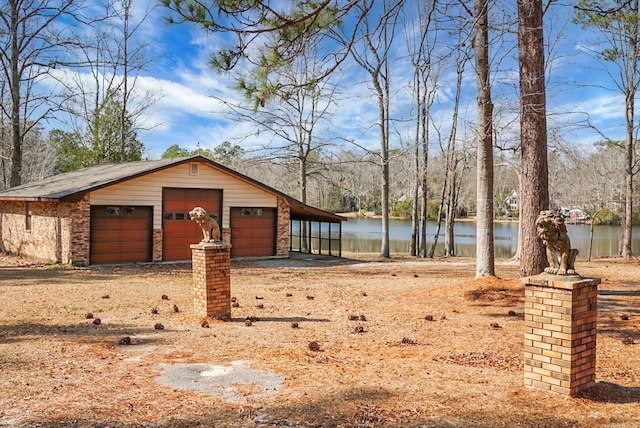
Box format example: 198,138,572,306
518,0,549,277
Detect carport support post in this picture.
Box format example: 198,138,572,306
522,274,600,395
191,243,232,321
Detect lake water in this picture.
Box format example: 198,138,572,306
339,218,640,258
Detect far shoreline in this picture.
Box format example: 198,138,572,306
335,211,519,223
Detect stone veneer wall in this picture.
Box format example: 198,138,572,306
276,197,290,256
0,196,89,266
523,275,600,395
153,229,163,262
222,228,231,246
1,200,72,264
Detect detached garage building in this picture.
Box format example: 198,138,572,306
0,156,344,265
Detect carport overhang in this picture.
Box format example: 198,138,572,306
285,197,346,257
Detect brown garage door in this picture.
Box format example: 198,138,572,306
163,188,222,261
230,207,276,258
90,206,152,264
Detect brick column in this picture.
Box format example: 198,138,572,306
522,274,600,395
276,197,290,256
152,229,163,262
191,243,232,320
70,195,90,266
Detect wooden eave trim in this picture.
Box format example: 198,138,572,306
0,196,61,202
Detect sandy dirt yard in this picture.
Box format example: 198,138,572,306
0,252,638,427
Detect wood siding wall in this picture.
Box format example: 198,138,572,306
89,162,277,229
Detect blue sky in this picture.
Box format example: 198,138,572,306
47,0,631,160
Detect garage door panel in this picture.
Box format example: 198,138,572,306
121,241,148,248
162,188,222,261
163,236,199,247
92,252,148,264
120,228,149,238
90,206,152,264
248,228,275,237
94,242,122,252
91,230,116,240
230,207,276,258
123,220,150,229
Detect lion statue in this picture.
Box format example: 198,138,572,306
188,206,221,243
535,210,579,276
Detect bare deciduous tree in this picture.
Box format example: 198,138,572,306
402,0,440,257
428,43,470,259
473,0,496,277
0,0,90,187
62,0,157,165
574,0,639,259
349,0,405,258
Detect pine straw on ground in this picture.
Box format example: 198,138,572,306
0,253,638,427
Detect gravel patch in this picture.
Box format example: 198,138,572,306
155,360,284,401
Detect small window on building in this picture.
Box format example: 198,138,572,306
190,163,199,175
241,208,263,217
26,202,32,231
163,212,173,221
175,212,185,220
122,206,135,216
106,207,120,216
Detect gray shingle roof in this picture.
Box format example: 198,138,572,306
0,157,189,201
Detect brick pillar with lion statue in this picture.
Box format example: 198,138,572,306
189,206,232,321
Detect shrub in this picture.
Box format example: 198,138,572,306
591,207,621,225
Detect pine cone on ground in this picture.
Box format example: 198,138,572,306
622,336,634,345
